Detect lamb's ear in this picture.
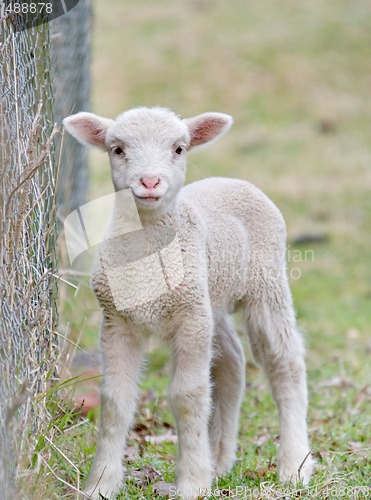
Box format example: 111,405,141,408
183,112,233,151
62,112,114,151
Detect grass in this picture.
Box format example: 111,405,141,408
27,0,371,497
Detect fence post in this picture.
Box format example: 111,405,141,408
51,0,91,218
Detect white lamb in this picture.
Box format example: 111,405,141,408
63,107,314,500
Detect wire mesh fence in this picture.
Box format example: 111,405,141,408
0,1,90,497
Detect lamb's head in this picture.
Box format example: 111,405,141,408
63,107,232,212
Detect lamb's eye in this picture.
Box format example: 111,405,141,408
113,146,124,156
175,146,184,155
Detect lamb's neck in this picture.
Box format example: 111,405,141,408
137,203,178,228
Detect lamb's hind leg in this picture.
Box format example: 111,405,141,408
209,311,245,477
245,284,314,484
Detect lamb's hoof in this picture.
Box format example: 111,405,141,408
213,455,236,478
83,477,122,500
83,488,112,500
153,481,176,497
83,463,124,499
278,451,315,485
176,480,211,500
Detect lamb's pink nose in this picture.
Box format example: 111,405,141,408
140,176,161,190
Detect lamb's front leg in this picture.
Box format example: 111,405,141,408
84,315,145,500
169,312,213,500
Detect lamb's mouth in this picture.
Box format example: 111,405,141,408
134,194,162,204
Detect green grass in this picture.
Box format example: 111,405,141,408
29,0,371,497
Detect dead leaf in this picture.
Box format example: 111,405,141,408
145,429,178,445
140,389,156,405
254,429,270,448
129,465,163,485
318,375,353,389
243,461,276,480
132,421,151,435
72,392,100,416
153,481,176,498
124,444,139,462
